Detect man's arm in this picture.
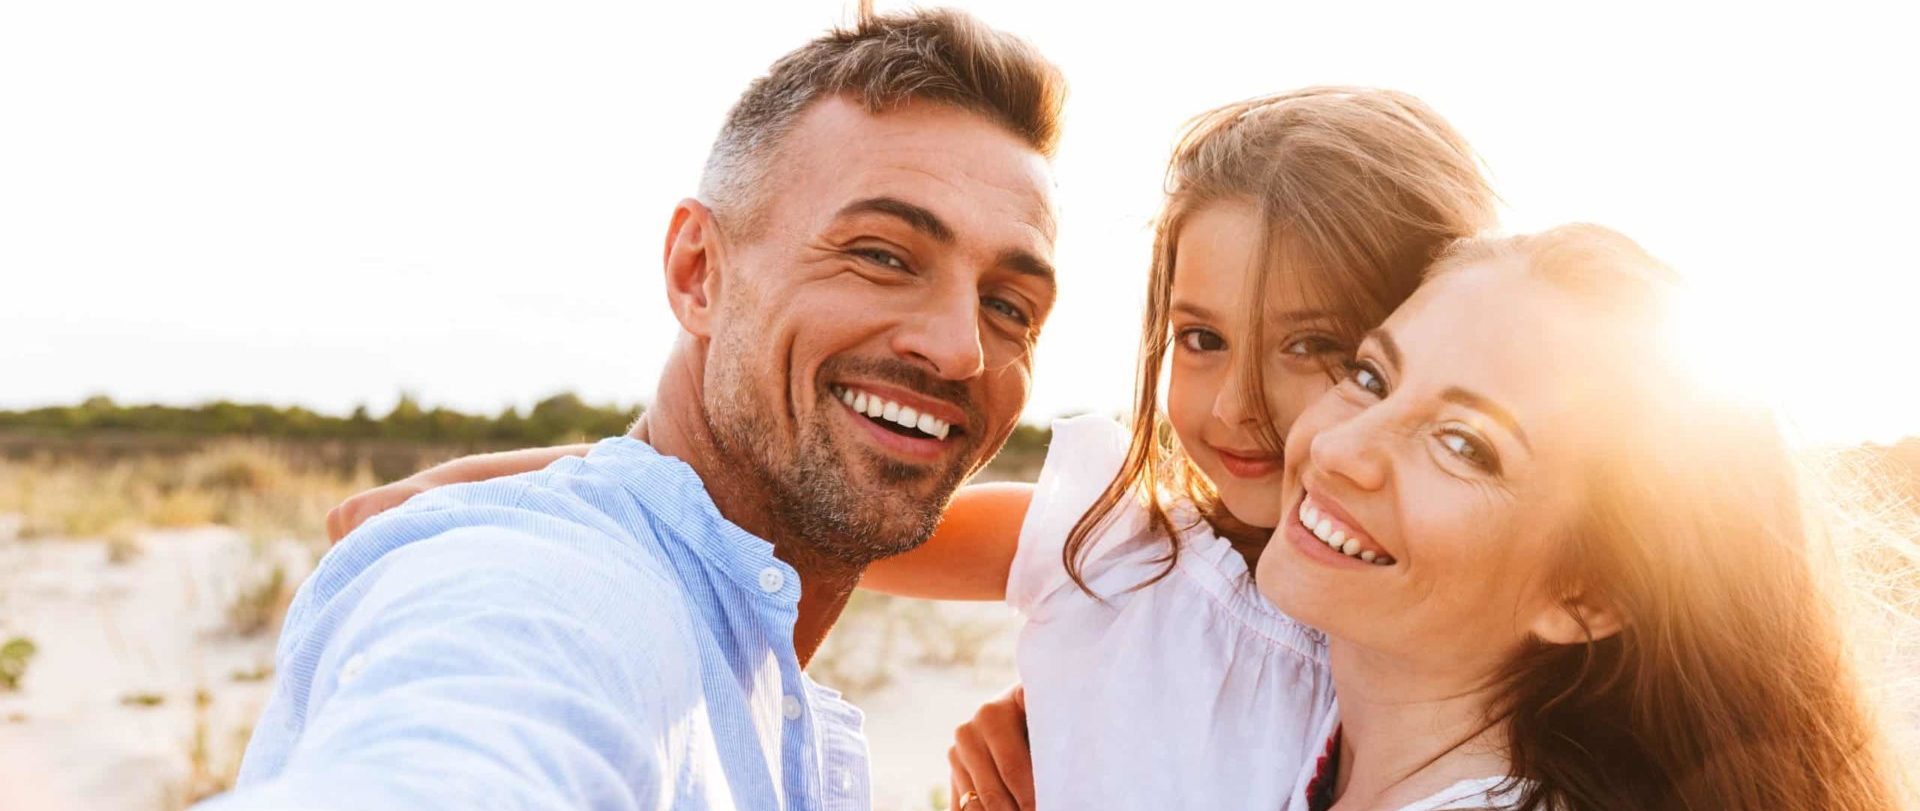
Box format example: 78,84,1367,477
200,526,688,811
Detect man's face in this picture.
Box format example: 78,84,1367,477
703,96,1057,565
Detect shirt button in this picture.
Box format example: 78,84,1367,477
758,567,786,593
339,653,369,684
781,694,803,721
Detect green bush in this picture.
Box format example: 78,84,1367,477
0,636,37,691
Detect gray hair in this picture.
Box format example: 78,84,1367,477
698,7,1065,236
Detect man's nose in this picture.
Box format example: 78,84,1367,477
893,285,986,381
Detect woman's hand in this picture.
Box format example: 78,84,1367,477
325,444,594,543
949,684,1035,811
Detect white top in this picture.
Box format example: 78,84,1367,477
1286,707,1532,811
1009,415,1337,810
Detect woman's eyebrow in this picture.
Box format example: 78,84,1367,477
1363,328,1403,369
1441,386,1533,453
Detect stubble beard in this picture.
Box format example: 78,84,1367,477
704,340,975,568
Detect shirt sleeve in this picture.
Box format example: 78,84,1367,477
199,526,691,811
1005,414,1155,616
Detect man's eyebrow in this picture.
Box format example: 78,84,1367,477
996,247,1055,283
836,196,953,244
1441,386,1533,453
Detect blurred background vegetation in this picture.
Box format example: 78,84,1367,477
0,394,1057,548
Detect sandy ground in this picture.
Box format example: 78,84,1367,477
0,519,1018,811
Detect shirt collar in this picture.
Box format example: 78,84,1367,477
585,436,803,609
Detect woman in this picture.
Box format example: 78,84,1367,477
1249,224,1907,808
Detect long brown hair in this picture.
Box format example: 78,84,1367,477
1437,226,1913,810
1064,87,1497,592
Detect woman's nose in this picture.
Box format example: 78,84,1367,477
1308,407,1390,492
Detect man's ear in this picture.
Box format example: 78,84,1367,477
1530,591,1624,646
663,199,728,338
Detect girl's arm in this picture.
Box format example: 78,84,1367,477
326,445,593,542
857,482,1033,601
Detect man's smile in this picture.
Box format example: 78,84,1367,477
828,382,969,463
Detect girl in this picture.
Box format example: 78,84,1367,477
328,87,1499,810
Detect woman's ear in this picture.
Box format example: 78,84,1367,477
663,199,727,338
1531,592,1624,645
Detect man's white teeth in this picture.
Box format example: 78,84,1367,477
834,386,952,440
1301,497,1392,566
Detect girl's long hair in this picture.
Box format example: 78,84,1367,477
1064,87,1497,592
1438,226,1915,810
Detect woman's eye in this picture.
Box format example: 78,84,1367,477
1176,328,1226,353
1282,334,1345,356
1343,360,1387,398
1439,430,1499,474
983,296,1032,327
852,247,908,271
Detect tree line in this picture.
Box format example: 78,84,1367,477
0,395,1060,462
0,394,641,446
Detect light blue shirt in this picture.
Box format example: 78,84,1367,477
203,438,871,811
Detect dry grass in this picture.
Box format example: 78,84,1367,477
0,441,374,545
224,564,292,638
164,688,250,810
809,592,1015,701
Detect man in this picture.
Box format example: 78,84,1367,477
202,8,1063,809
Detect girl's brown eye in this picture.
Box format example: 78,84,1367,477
1282,335,1345,356
1177,327,1226,352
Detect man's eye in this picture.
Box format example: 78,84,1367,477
984,296,1031,326
1176,328,1226,353
852,247,908,271
1343,360,1387,398
1282,334,1346,356
1439,430,1500,474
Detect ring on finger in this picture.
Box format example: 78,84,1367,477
958,790,982,810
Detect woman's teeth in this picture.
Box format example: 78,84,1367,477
832,385,952,440
1301,498,1393,566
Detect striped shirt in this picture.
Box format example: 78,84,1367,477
202,437,871,810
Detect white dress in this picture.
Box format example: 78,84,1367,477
1008,415,1337,810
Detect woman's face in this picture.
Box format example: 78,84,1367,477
1166,202,1353,528
1256,259,1620,673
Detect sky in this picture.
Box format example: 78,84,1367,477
2,1,1916,445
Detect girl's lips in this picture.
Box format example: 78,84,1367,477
1213,447,1283,479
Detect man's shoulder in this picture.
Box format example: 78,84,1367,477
291,469,691,641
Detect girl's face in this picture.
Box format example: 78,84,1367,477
1166,202,1352,528
1256,261,1621,674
